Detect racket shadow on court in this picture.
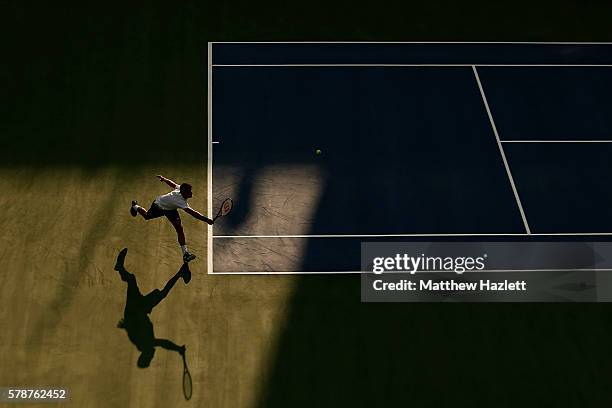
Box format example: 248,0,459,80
181,349,193,400
114,247,192,399
223,163,256,229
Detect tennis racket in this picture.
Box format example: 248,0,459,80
182,352,192,401
213,198,233,222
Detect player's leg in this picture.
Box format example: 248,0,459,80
170,216,186,246
132,201,164,221
167,213,195,262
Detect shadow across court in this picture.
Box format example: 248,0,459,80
5,3,205,168
257,274,612,407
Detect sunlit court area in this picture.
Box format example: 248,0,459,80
5,2,612,407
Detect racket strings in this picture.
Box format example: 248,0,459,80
213,198,233,221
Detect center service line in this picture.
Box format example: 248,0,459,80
502,140,612,143
213,232,612,238
472,65,532,235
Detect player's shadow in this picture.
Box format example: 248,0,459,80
114,248,189,368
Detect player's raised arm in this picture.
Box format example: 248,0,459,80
157,175,178,189
183,207,214,225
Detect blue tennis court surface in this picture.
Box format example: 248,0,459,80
208,43,612,274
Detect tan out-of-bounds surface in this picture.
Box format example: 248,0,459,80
0,165,296,408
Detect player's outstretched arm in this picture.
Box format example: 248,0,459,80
183,207,214,225
154,338,184,354
157,175,178,189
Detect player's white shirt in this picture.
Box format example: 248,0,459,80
155,188,191,211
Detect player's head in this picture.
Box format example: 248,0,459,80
137,348,155,368
179,183,193,199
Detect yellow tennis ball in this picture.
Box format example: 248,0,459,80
315,149,322,155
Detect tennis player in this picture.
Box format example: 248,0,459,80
130,175,213,263
114,248,189,368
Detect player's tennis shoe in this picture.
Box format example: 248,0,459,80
130,201,138,217
183,252,196,263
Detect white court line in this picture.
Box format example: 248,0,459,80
502,140,612,143
212,271,363,275
213,64,612,67
213,232,612,238
207,43,214,275
211,41,612,45
211,268,612,274
472,66,531,235
212,234,612,273
210,269,612,275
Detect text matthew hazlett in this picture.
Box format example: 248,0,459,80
373,279,527,291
